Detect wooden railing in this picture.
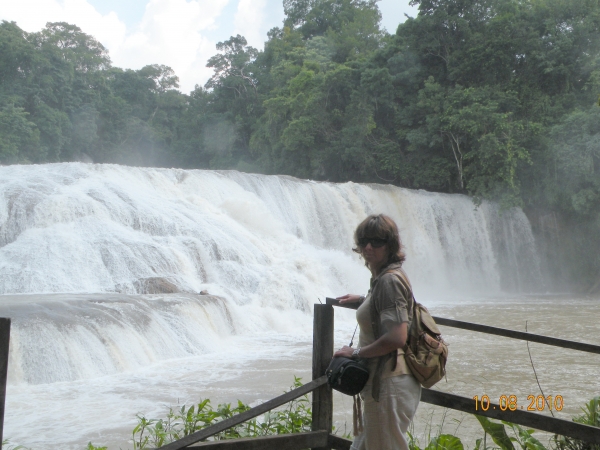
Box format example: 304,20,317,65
328,300,600,444
0,318,10,450
0,299,598,450
158,304,345,450
152,301,600,449
158,376,333,450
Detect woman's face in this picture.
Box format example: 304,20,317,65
359,237,389,271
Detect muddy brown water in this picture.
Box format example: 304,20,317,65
4,295,599,449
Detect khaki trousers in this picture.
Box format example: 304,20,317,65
350,374,421,450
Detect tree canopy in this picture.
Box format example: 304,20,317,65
1,0,600,289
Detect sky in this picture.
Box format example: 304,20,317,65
0,0,418,93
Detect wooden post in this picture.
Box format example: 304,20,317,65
0,318,10,450
312,304,334,450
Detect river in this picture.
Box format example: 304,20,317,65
1,163,594,449
4,294,598,449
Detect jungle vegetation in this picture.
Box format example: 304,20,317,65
84,382,599,450
1,0,600,289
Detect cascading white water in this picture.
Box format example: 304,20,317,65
5,293,239,385
0,163,542,386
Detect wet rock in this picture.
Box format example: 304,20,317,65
134,277,181,294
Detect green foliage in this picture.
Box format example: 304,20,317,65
124,376,312,449
549,107,600,217
424,434,465,450
475,415,516,450
0,104,40,163
3,0,600,286
474,409,600,450
33,22,110,72
409,415,549,450
553,397,600,450
86,443,108,450
505,422,547,450
409,432,466,450
1,439,30,450
0,20,187,166
410,397,600,450
81,386,600,450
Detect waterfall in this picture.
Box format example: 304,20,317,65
0,163,542,384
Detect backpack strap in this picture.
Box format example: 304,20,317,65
369,267,415,401
384,268,416,353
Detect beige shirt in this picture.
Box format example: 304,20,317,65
356,264,414,382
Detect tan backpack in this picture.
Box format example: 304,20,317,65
404,298,448,388
387,269,448,388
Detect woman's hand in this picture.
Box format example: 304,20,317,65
333,345,355,358
336,294,363,305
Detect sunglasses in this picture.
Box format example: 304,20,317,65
357,237,388,248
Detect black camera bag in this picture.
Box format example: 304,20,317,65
325,356,369,396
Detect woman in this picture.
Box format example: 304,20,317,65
334,214,421,450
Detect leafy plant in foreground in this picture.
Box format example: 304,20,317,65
553,397,600,450
409,401,600,450
86,443,108,450
1,439,30,450
86,389,600,450
127,376,312,449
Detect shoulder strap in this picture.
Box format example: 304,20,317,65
384,268,417,351
384,268,416,308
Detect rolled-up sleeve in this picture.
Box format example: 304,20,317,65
375,274,411,326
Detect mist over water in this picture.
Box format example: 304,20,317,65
0,163,541,383
1,164,539,296
0,163,551,448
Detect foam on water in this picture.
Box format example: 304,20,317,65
0,163,542,386
0,163,555,449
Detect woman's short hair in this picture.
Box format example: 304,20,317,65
353,214,406,266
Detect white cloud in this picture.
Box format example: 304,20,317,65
111,0,230,92
0,0,416,93
233,0,267,49
0,0,232,93
0,0,127,49
378,0,419,33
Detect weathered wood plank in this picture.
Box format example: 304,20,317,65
432,317,600,354
312,304,334,450
0,318,10,449
326,299,600,354
325,298,358,310
188,431,328,449
327,434,352,450
158,376,328,450
422,389,600,444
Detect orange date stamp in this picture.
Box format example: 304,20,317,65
473,395,564,412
